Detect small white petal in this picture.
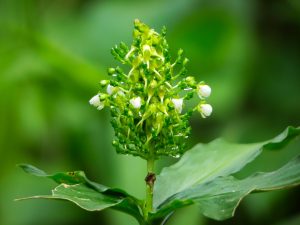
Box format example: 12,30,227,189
89,94,101,107
198,84,211,98
200,104,213,118
130,97,142,109
89,94,104,110
107,84,114,95
171,98,183,113
96,102,105,110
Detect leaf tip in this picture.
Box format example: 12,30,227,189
17,164,47,176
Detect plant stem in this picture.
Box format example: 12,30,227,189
144,157,155,221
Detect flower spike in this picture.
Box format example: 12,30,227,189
90,20,212,159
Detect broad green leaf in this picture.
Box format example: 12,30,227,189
17,183,121,211
154,126,300,209
18,164,127,197
18,165,144,223
153,155,300,221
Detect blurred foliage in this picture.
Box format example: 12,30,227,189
0,0,299,225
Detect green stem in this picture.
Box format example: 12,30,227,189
144,157,155,222
141,157,173,225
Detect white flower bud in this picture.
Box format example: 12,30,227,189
89,94,100,106
96,103,105,110
89,94,104,110
199,104,213,118
107,84,115,95
130,97,142,109
197,84,211,98
171,98,183,113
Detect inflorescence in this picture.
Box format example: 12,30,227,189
90,19,212,159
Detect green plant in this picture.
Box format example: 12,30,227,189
17,20,300,225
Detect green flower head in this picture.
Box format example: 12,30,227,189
90,19,212,159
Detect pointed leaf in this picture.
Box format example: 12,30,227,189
18,164,127,197
154,155,300,220
154,126,300,208
18,165,144,223
17,183,122,211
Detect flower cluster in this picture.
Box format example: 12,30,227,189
90,19,212,159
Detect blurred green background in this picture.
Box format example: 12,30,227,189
0,0,299,224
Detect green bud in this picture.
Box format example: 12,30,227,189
158,104,168,114
100,80,110,87
153,112,164,134
178,48,183,56
158,86,165,100
99,94,109,101
120,42,129,51
149,103,157,112
127,110,134,117
183,58,189,65
115,66,124,75
143,45,151,61
149,80,157,89
133,29,140,38
108,68,116,75
132,55,142,68
112,140,118,147
185,76,196,87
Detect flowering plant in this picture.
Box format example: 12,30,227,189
18,20,300,225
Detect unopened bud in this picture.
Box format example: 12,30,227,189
89,94,104,110
197,84,211,98
149,80,158,89
183,58,189,65
158,86,165,100
107,84,115,95
108,68,116,75
178,49,183,56
100,80,110,87
171,98,183,113
198,104,212,118
185,76,196,87
130,97,142,109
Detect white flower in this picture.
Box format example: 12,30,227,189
89,94,104,110
107,84,114,95
171,98,183,113
130,97,142,109
197,84,211,98
199,104,213,118
89,94,100,106
96,103,105,110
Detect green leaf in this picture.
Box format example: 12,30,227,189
17,165,144,223
154,126,300,210
17,183,122,211
18,164,127,196
153,155,300,221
